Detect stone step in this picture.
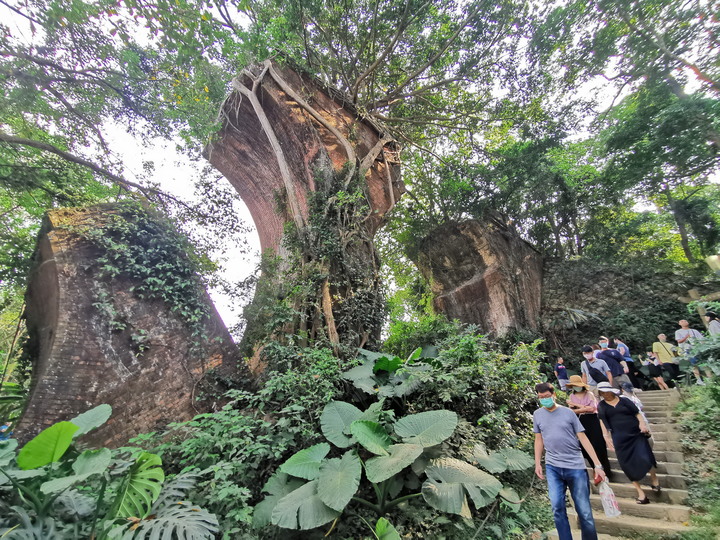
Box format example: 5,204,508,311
607,440,682,453
546,529,619,540
643,430,682,442
608,448,684,463
645,422,681,432
568,508,694,537
589,469,686,489
589,494,691,521
595,482,688,505
609,457,683,475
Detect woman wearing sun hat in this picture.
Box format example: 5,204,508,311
566,375,613,478
597,381,660,504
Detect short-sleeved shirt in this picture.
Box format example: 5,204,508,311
581,358,611,386
568,391,597,413
709,320,720,336
675,328,703,352
616,342,632,361
554,363,568,380
533,406,587,469
653,341,676,364
597,349,625,376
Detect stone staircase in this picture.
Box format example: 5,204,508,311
548,389,695,539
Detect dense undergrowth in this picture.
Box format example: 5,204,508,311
132,318,552,539
677,381,720,540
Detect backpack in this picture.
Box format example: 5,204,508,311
584,361,609,383
597,350,625,377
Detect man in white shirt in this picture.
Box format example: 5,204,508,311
675,320,710,385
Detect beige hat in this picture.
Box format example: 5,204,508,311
596,381,620,395
565,375,589,390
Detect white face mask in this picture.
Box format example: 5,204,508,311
583,353,593,359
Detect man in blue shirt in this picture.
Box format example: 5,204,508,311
534,382,605,540
554,356,569,391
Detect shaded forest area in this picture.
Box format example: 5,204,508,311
0,0,719,538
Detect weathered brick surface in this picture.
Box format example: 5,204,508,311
416,218,544,336
16,207,247,448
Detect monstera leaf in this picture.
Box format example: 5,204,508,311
253,472,305,529
70,404,112,437
109,452,164,519
279,443,330,480
2,507,59,539
393,410,457,447
17,422,78,470
317,451,361,511
115,503,219,540
320,401,363,448
422,458,503,518
365,444,423,483
53,489,96,521
350,421,391,455
271,480,340,530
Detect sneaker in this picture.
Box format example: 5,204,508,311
696,380,706,386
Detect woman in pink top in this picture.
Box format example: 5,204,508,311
566,375,613,479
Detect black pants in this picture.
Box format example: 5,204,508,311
578,413,612,474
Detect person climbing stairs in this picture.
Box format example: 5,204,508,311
547,389,696,539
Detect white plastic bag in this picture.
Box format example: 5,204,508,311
598,480,621,518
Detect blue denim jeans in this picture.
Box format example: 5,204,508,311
546,464,598,540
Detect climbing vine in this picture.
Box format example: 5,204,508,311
66,201,215,355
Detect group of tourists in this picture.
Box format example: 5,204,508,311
534,378,661,540
532,315,720,540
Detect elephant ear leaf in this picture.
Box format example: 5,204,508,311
271,480,340,530
317,451,361,511
41,448,112,494
422,457,502,518
70,404,112,437
320,401,362,448
375,517,402,540
109,452,165,519
365,444,423,483
393,410,457,447
473,444,507,473
17,421,78,470
279,443,330,480
498,448,534,471
253,472,305,529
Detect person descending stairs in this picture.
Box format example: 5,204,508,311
548,388,695,539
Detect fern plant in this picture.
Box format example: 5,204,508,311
253,400,533,532
0,405,218,539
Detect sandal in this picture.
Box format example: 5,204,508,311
651,484,662,493
636,497,650,504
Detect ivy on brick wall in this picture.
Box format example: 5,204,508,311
68,201,214,353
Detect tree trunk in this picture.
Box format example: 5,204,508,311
664,187,696,263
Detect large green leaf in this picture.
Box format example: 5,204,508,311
473,444,507,473
498,448,534,471
393,410,457,447
365,444,423,483
0,439,18,467
499,486,522,512
271,480,340,530
253,472,304,529
375,517,401,540
109,452,164,519
317,450,361,511
54,489,96,521
117,503,219,539
374,355,403,373
279,443,330,480
40,448,112,494
422,458,502,518
342,361,377,394
17,422,79,470
70,404,112,437
350,421,391,456
320,401,362,448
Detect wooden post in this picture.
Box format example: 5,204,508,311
678,288,720,330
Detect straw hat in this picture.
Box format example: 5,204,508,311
596,381,620,395
565,375,589,390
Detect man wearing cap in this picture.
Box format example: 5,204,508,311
534,382,605,540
